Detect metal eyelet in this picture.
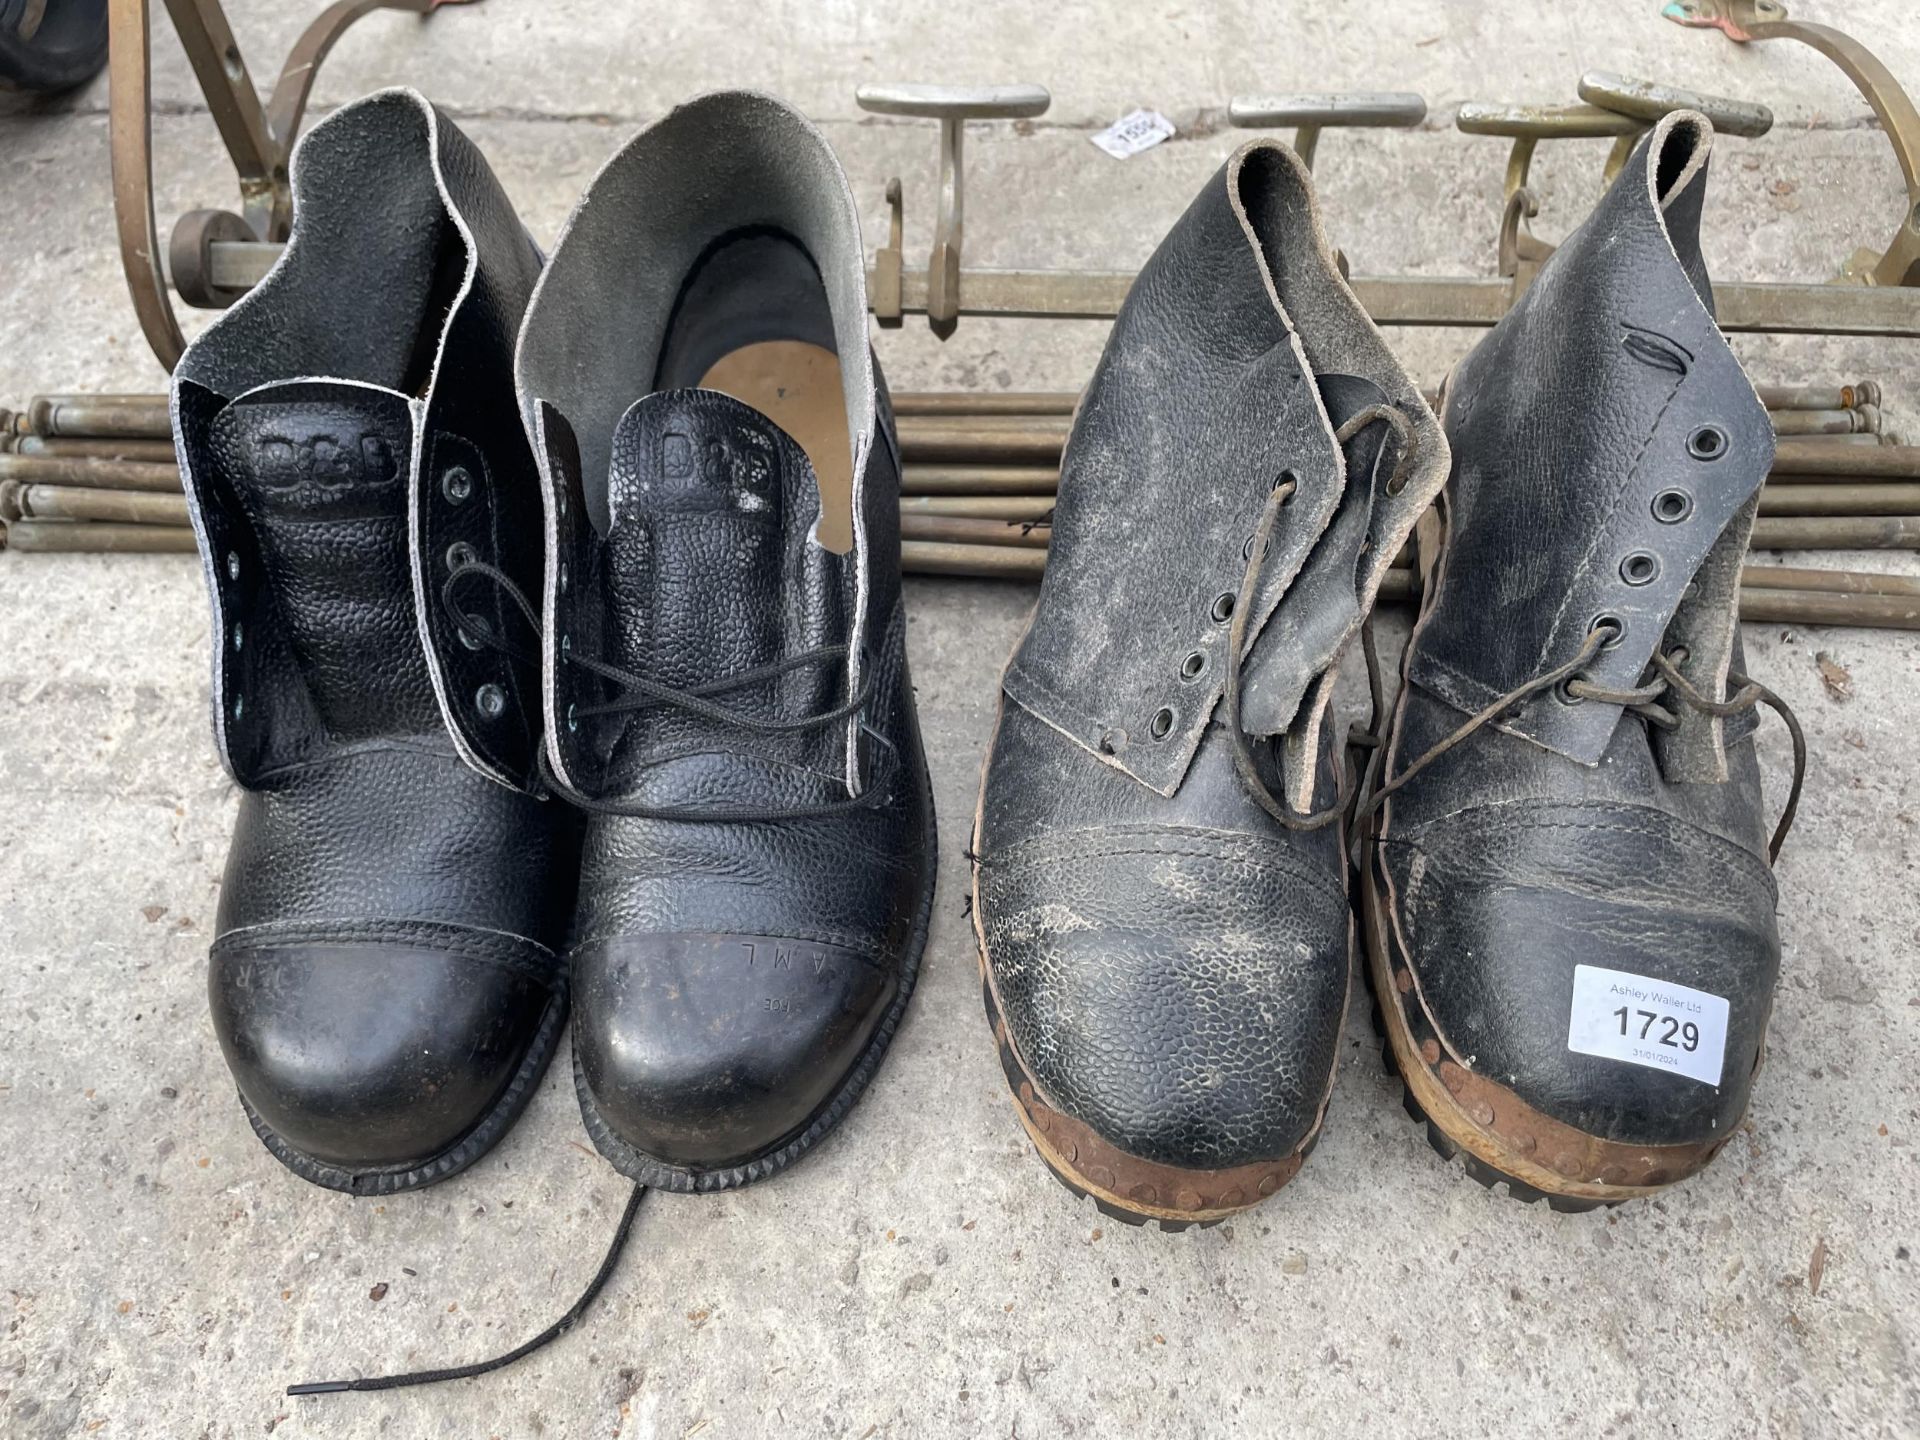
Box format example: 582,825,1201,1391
475,683,506,719
561,634,571,656
559,562,570,594
1210,592,1236,623
556,490,569,519
225,552,240,582
232,694,245,720
1591,614,1625,649
1097,727,1125,755
1686,424,1728,462
1180,650,1206,681
1652,489,1692,524
446,541,478,573
566,702,580,733
441,465,474,504
1149,707,1175,740
231,622,243,653
1276,468,1299,504
1620,551,1659,586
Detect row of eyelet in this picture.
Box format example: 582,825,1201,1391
225,549,245,721
1144,470,1300,744
1560,423,1726,706
438,463,515,726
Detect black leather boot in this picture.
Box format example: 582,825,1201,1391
172,90,574,1193
513,91,938,1192
1362,113,1805,1209
971,140,1450,1228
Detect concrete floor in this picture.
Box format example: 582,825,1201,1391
3,2,1919,1435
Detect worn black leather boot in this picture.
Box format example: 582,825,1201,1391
971,140,1450,1228
512,91,938,1192
172,90,574,1193
1362,113,1805,1209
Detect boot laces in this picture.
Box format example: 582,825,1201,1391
1355,614,1807,864
443,558,895,823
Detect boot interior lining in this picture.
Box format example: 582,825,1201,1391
697,340,854,554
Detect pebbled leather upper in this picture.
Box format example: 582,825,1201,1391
978,140,1450,1172
175,88,549,790
1408,114,1771,778
1375,113,1784,1150
515,91,935,1181
170,90,572,1181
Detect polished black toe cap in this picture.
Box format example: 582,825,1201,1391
209,940,555,1182
573,933,897,1178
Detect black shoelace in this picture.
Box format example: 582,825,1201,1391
289,556,888,1399
446,557,895,823
288,1184,647,1396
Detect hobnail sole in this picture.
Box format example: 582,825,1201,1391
1359,852,1728,1210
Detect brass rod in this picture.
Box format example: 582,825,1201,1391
23,392,168,409
12,435,178,463
902,466,1062,495
1771,442,1920,478
28,398,171,438
1760,484,1920,515
1770,409,1871,436
899,514,1051,549
1736,564,1920,596
1,521,197,553
901,540,1046,577
16,485,189,525
901,496,1055,521
0,454,183,492
897,423,1069,464
1736,587,1920,629
1749,516,1920,548
1756,383,1877,411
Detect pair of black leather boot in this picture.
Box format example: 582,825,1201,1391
974,112,1803,1225
175,90,936,1205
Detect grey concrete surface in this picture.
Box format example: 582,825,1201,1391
2,2,1918,1435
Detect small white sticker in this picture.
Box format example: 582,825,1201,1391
1566,964,1729,1087
1091,109,1176,160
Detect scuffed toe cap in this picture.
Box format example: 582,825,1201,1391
572,933,897,1182
978,835,1351,1172
1381,801,1781,1149
210,940,554,1184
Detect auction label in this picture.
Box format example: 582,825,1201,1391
1566,964,1728,1087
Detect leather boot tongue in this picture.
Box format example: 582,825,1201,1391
209,379,437,740
599,389,834,769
